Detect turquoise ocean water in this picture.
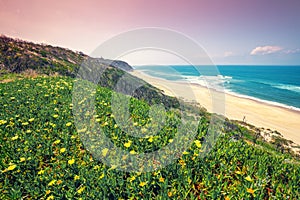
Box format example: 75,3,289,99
134,65,300,110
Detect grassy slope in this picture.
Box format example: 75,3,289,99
0,76,299,199
0,36,299,199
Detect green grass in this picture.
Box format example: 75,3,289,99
0,77,299,199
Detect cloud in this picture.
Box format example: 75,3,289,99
250,45,283,55
284,48,300,54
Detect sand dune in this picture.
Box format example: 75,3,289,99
130,70,300,145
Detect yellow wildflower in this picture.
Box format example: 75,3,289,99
56,180,63,185
28,118,34,122
22,122,29,126
60,148,66,153
225,196,230,200
130,150,137,155
77,186,85,194
179,159,185,166
48,180,56,186
53,114,59,118
129,176,136,182
74,175,80,180
235,171,243,175
0,119,7,125
245,175,253,182
159,177,165,182
99,173,105,179
68,159,75,165
38,169,45,175
46,195,54,200
194,140,202,148
139,181,147,187
45,190,51,195
102,148,109,157
20,157,26,162
2,164,17,172
66,122,72,127
148,136,153,143
11,135,19,140
124,141,131,148
53,139,61,144
168,139,173,143
247,188,255,195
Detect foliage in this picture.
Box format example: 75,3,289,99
1,77,299,199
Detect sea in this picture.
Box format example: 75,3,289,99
133,65,300,111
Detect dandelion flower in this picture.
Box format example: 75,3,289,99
68,159,75,165
139,181,147,187
168,139,173,143
66,122,72,127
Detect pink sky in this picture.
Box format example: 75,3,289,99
1,0,300,64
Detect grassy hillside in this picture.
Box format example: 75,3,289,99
0,35,179,109
0,76,299,199
0,36,299,199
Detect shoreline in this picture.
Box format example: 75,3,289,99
130,70,300,145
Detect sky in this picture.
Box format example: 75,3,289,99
1,0,300,65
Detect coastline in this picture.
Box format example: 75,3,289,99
130,70,300,145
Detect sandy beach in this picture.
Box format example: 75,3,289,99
130,70,300,145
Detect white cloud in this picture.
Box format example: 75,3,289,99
250,45,283,55
284,48,300,54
